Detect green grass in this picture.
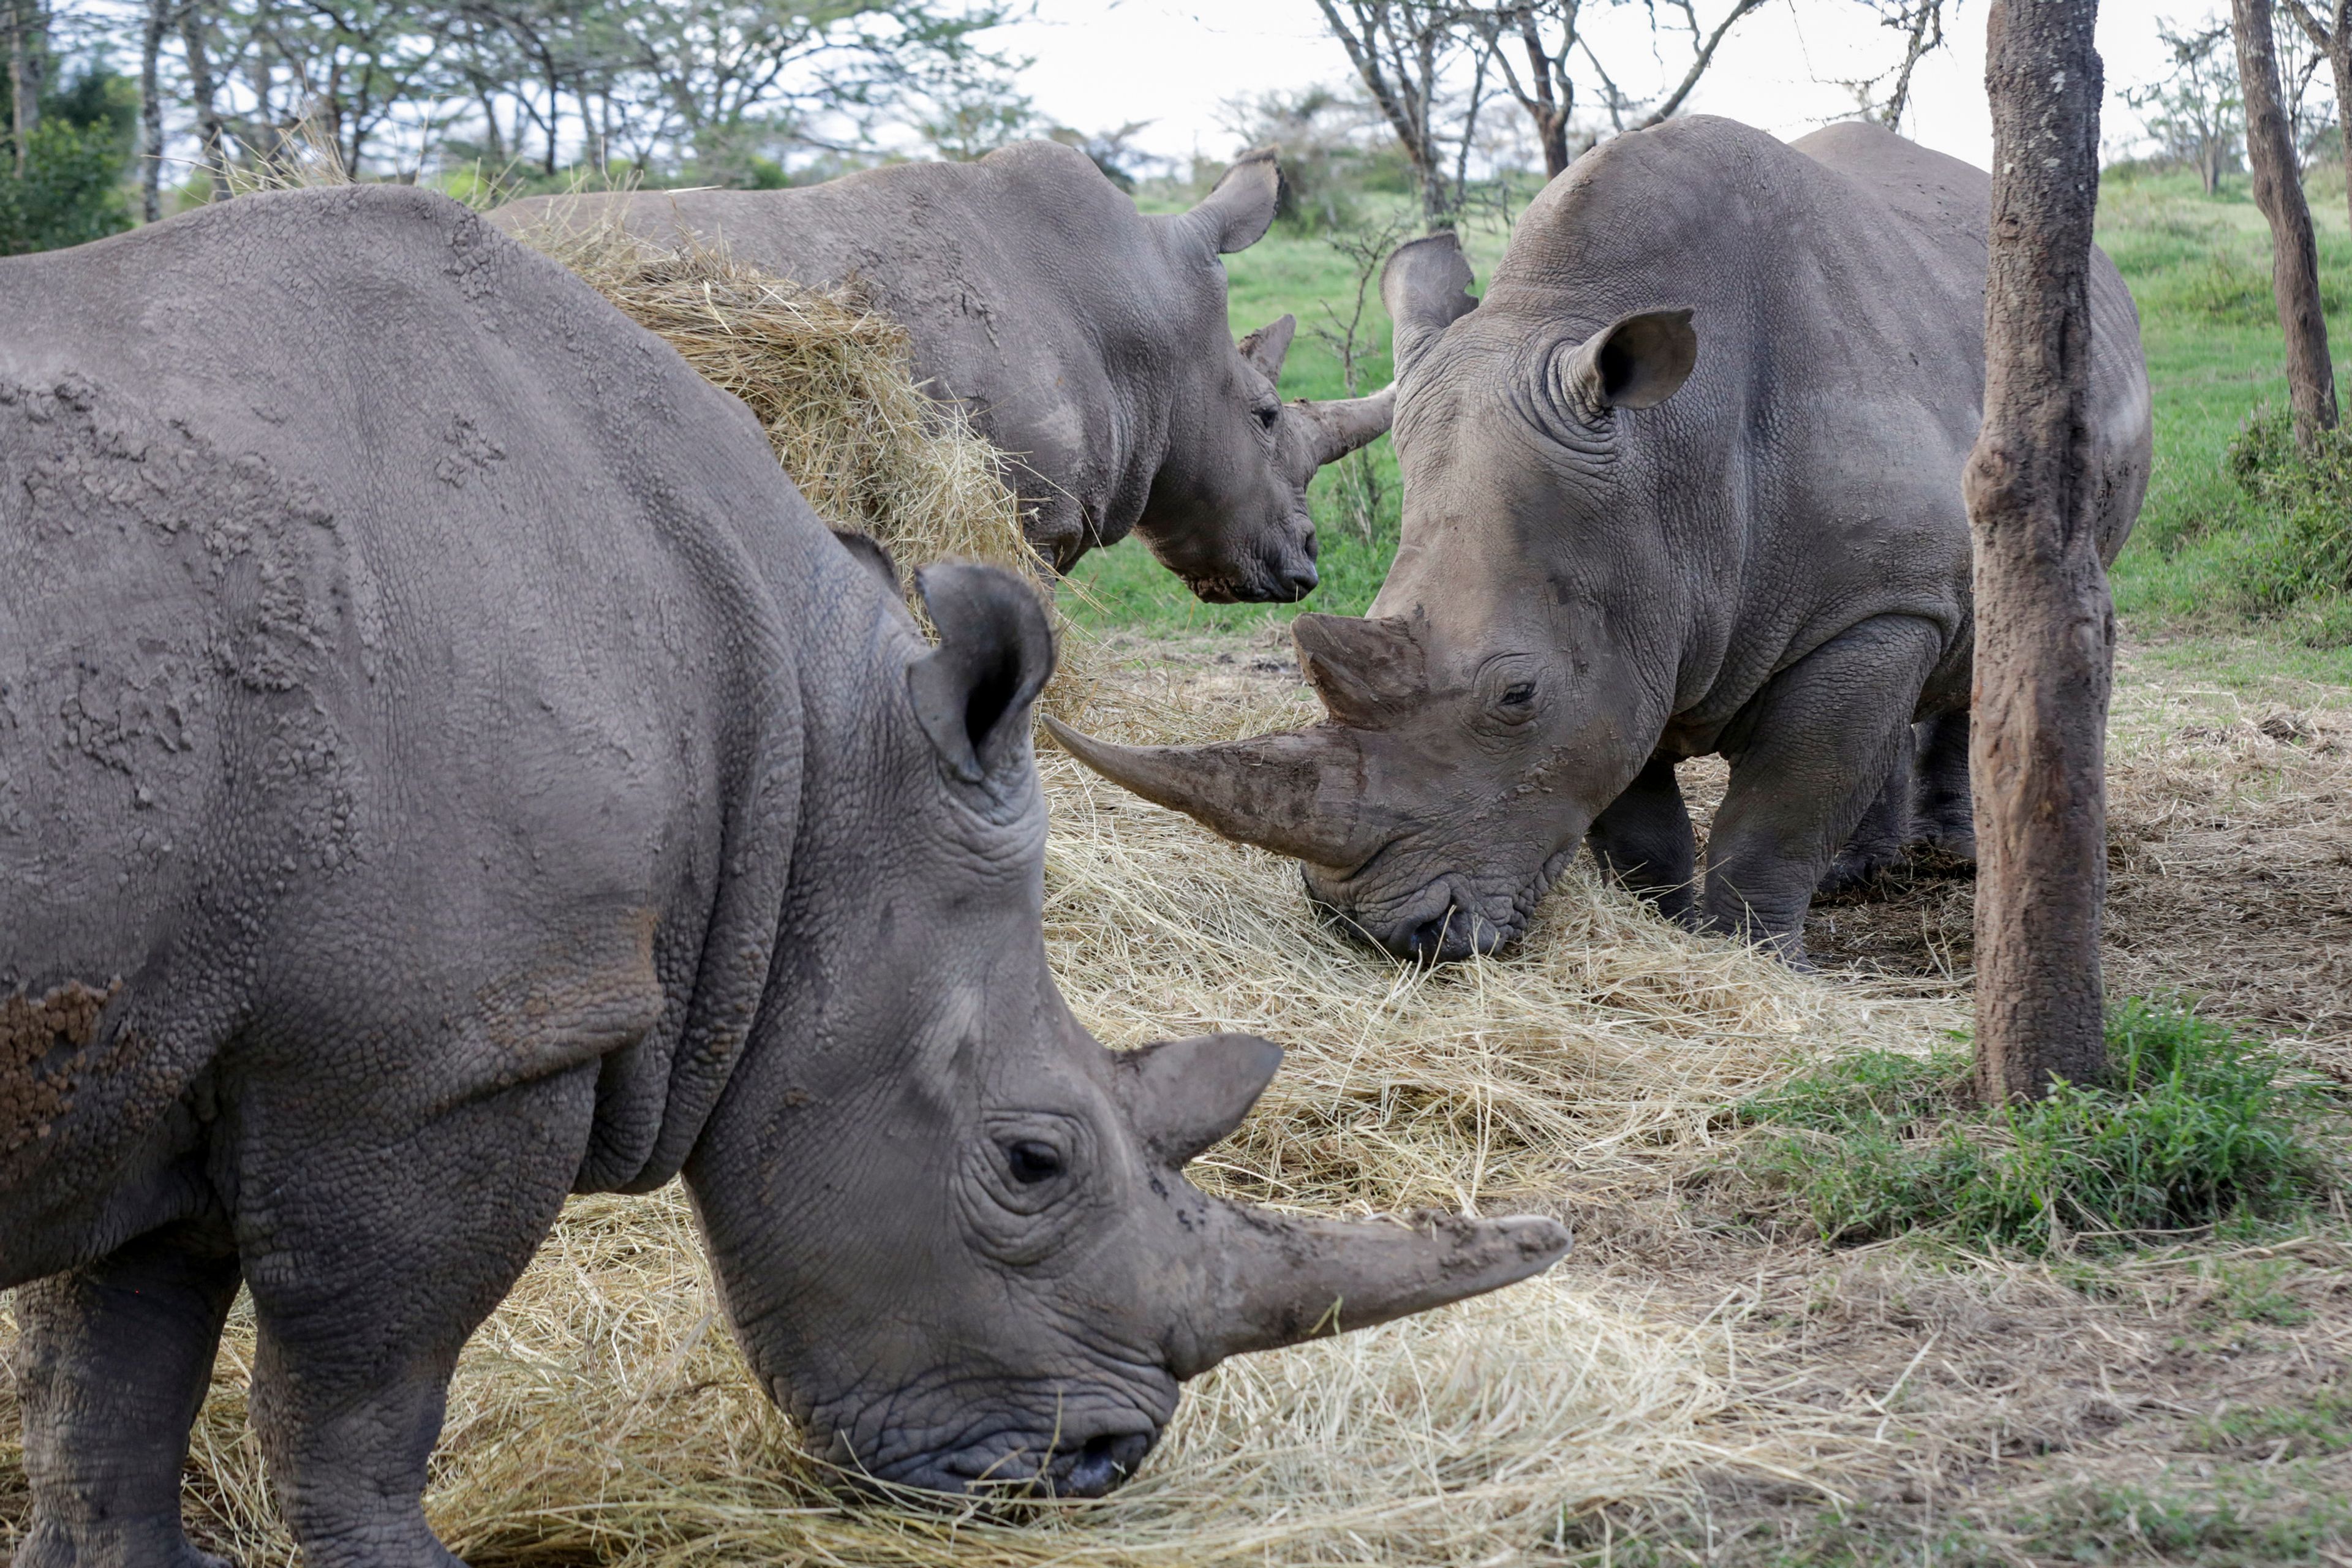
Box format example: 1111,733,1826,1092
1065,164,2352,688
1728,1003,2345,1254
1556,1471,2352,1566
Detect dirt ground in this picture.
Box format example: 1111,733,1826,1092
1102,624,2352,1566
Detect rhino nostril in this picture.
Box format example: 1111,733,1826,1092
1404,907,1463,962
1058,1431,1151,1498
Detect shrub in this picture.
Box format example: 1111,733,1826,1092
2220,407,2352,628
1732,1002,2344,1253
0,66,137,255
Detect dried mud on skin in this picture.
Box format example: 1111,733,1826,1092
2,630,2349,1565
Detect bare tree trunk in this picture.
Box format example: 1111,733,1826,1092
2236,0,2340,449
6,0,39,179
140,0,172,221
178,6,231,202
2337,49,2352,233
1966,0,2111,1102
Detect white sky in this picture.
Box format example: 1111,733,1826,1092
993,0,2178,174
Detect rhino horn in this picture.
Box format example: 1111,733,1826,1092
1291,612,1425,728
1041,714,1363,866
1296,385,1395,466
1169,1205,1570,1376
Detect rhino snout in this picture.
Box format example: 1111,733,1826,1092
1309,870,1521,965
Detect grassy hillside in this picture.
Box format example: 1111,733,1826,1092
1068,165,2352,690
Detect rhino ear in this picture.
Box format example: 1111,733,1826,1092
908,564,1056,784
1382,233,1478,379
1294,614,1428,728
1238,314,1297,382
1178,145,1280,254
1114,1033,1283,1166
1561,308,1697,412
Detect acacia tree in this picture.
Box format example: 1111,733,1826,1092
1965,0,2110,1100
2125,20,2241,193
2235,0,2339,450
2282,0,2352,230
1311,0,1496,227
1470,0,1765,179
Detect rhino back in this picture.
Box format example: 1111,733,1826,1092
1482,116,2147,711
0,187,822,1273
496,145,1197,546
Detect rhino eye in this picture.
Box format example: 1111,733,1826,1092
1500,682,1537,709
1005,1140,1065,1184
1254,404,1280,429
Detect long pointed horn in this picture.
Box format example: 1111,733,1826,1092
1297,385,1396,467
1167,1204,1569,1377
1042,715,1365,867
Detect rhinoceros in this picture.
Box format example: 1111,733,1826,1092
492,143,1393,603
0,186,1565,1566
1049,118,2153,964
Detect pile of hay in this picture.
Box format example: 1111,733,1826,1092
506,208,1046,597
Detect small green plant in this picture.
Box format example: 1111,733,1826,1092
2222,408,2352,627
1733,1003,2343,1253
2193,1386,2352,1457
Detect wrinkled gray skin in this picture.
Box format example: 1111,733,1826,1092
1050,118,2152,964
493,143,1394,602
0,187,1564,1567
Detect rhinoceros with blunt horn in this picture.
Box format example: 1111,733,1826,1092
0,186,1564,1566
1049,118,2153,965
494,142,1395,603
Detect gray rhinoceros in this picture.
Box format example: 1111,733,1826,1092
493,143,1394,602
0,186,1564,1567
1049,118,2153,964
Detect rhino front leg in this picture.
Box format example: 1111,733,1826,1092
13,1221,241,1568
235,1068,596,1568
1585,753,1698,924
1701,616,1945,960
1911,709,1975,861
1817,731,1915,895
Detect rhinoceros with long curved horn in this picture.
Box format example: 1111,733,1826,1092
1052,117,2154,965
0,186,1562,1567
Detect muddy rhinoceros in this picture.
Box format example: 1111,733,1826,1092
1049,118,2153,964
0,186,1564,1567
492,143,1395,603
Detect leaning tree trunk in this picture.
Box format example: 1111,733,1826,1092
1965,0,2111,1102
2235,0,2340,449
177,6,230,202
140,0,172,222
2334,47,2352,236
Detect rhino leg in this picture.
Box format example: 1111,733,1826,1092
237,1068,596,1568
12,1221,241,1568
1700,616,1945,961
1584,753,1698,925
1818,730,1917,895
1910,709,1976,861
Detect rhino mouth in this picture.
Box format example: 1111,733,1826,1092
1308,845,1580,965
840,1418,1159,1499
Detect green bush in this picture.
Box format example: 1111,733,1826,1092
1732,1002,2344,1253
0,66,137,255
2220,407,2352,630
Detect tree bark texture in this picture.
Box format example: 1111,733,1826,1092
1966,0,2112,1102
140,0,171,222
2238,0,2340,448
177,6,230,202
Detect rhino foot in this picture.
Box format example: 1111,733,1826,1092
13,1521,232,1568
1817,840,1905,897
